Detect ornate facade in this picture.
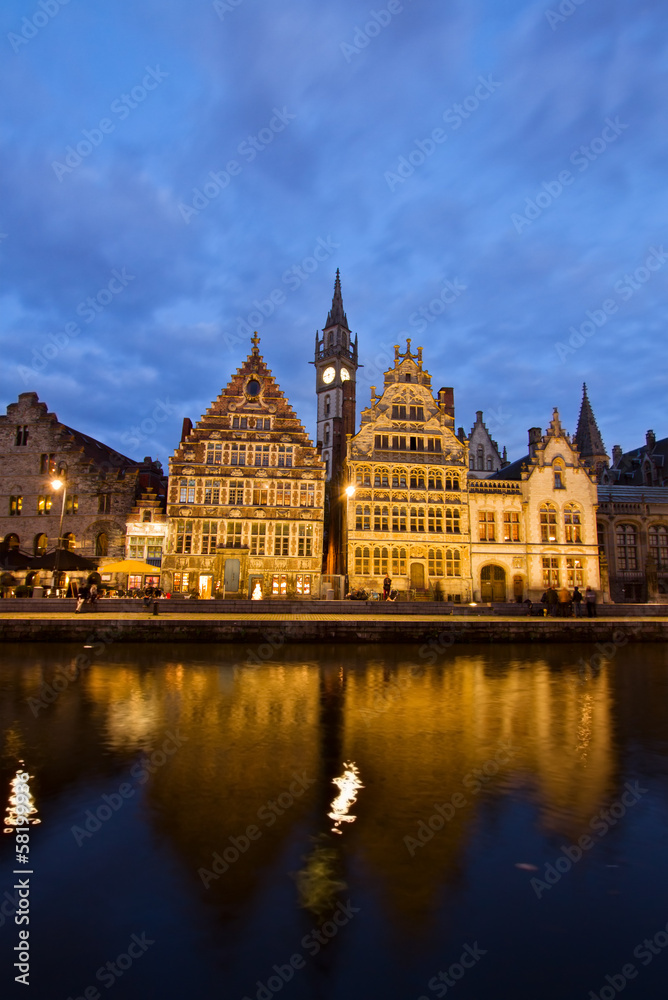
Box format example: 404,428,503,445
162,336,325,599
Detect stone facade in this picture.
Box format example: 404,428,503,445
346,342,471,600
467,411,506,478
596,486,668,603
0,392,163,587
162,336,326,599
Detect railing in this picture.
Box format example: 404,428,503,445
467,480,522,494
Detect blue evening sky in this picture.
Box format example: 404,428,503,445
1,0,666,467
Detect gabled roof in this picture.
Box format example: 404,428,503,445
324,269,349,330
574,384,607,461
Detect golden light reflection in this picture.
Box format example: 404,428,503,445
577,694,594,761
3,766,40,832
328,761,364,835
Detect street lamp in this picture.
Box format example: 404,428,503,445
51,477,66,597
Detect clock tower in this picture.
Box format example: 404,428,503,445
313,269,359,483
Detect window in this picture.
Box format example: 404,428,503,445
373,547,389,575
179,479,196,503
426,438,442,453
487,456,493,471
446,549,461,577
479,511,495,541
202,521,218,554
428,507,443,532
298,524,313,556
409,436,424,452
410,507,425,532
205,480,221,505
206,443,222,465
37,495,52,516
616,525,637,571
9,496,22,516
553,462,565,489
374,434,389,450
356,466,371,486
325,396,331,416
228,482,244,506
96,532,108,557
391,547,407,575
649,525,668,569
410,473,425,489
540,503,558,543
231,444,246,466
272,574,287,596
275,482,291,506
231,416,248,429
356,505,370,530
355,546,370,574
65,495,78,514
34,533,48,556
564,504,581,543
392,472,407,488
542,557,559,587
296,574,311,595
147,540,163,560
98,493,111,514
129,536,145,559
40,453,56,474
254,445,270,467
428,549,444,576
274,523,290,555
4,534,20,551
445,508,461,534
324,426,330,446
373,506,389,531
469,455,475,470
173,572,191,594
477,445,484,470
61,533,75,551
252,485,269,506
299,482,315,507
503,512,520,541
15,426,29,446
226,522,243,548
392,404,407,420
391,506,407,532
566,557,583,588
278,446,293,468
373,468,389,487
142,510,152,523
250,523,266,555
176,520,193,554
429,473,443,490
445,473,459,491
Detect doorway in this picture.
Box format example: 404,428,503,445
410,563,425,590
223,558,240,592
199,575,212,599
481,565,506,601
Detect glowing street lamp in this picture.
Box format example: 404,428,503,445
51,477,66,596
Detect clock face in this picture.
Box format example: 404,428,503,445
322,366,336,384
340,367,350,382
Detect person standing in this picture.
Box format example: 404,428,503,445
558,585,572,617
546,585,559,616
585,586,597,617
572,587,583,617
383,574,392,601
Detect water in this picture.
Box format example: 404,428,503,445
1,641,668,999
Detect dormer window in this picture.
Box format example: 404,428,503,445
142,510,152,523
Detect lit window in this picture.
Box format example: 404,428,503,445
566,557,583,588
503,512,520,541
354,546,370,574
428,508,443,532
9,496,22,516
274,523,290,555
298,524,313,556
540,504,558,543
226,522,243,548
37,495,52,516
250,523,266,555
176,520,193,554
428,549,444,576
564,504,582,543
202,521,218,554
479,511,495,541
542,557,559,587
272,574,287,596
445,508,461,534
296,574,311,595
446,549,461,577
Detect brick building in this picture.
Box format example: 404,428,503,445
162,335,326,599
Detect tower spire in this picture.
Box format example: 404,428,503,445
574,383,608,479
324,268,349,330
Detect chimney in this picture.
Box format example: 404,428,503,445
612,444,623,467
646,430,656,451
476,410,483,422
180,417,193,442
438,387,455,418
528,427,542,457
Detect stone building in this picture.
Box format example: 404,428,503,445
0,392,163,586
471,410,601,602
466,410,506,478
162,335,326,599
345,341,471,600
121,486,169,590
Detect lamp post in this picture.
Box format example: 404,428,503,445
342,484,355,591
51,477,66,597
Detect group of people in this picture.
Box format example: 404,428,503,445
540,585,597,617
74,583,98,613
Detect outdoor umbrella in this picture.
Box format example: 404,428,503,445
0,549,34,570
98,559,162,575
30,550,98,571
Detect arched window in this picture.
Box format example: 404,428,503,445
564,504,581,543
62,532,75,551
3,533,20,551
428,549,443,576
356,466,371,487
553,460,565,489
325,395,331,416
446,473,460,491
142,510,152,523
34,533,48,556
392,471,407,488
429,472,443,490
374,467,389,487
649,525,668,569
95,532,107,556
446,549,461,577
324,425,330,446
409,470,425,490
540,503,558,542
616,524,637,571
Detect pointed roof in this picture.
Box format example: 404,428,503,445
324,269,349,330
574,384,607,460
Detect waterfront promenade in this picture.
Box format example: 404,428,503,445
0,598,666,643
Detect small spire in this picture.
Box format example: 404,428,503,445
575,383,607,460
251,332,261,353
324,269,349,330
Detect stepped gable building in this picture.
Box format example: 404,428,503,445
345,340,471,601
477,409,601,601
122,486,168,591
162,335,326,599
467,411,506,478
574,383,609,481
0,392,163,584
